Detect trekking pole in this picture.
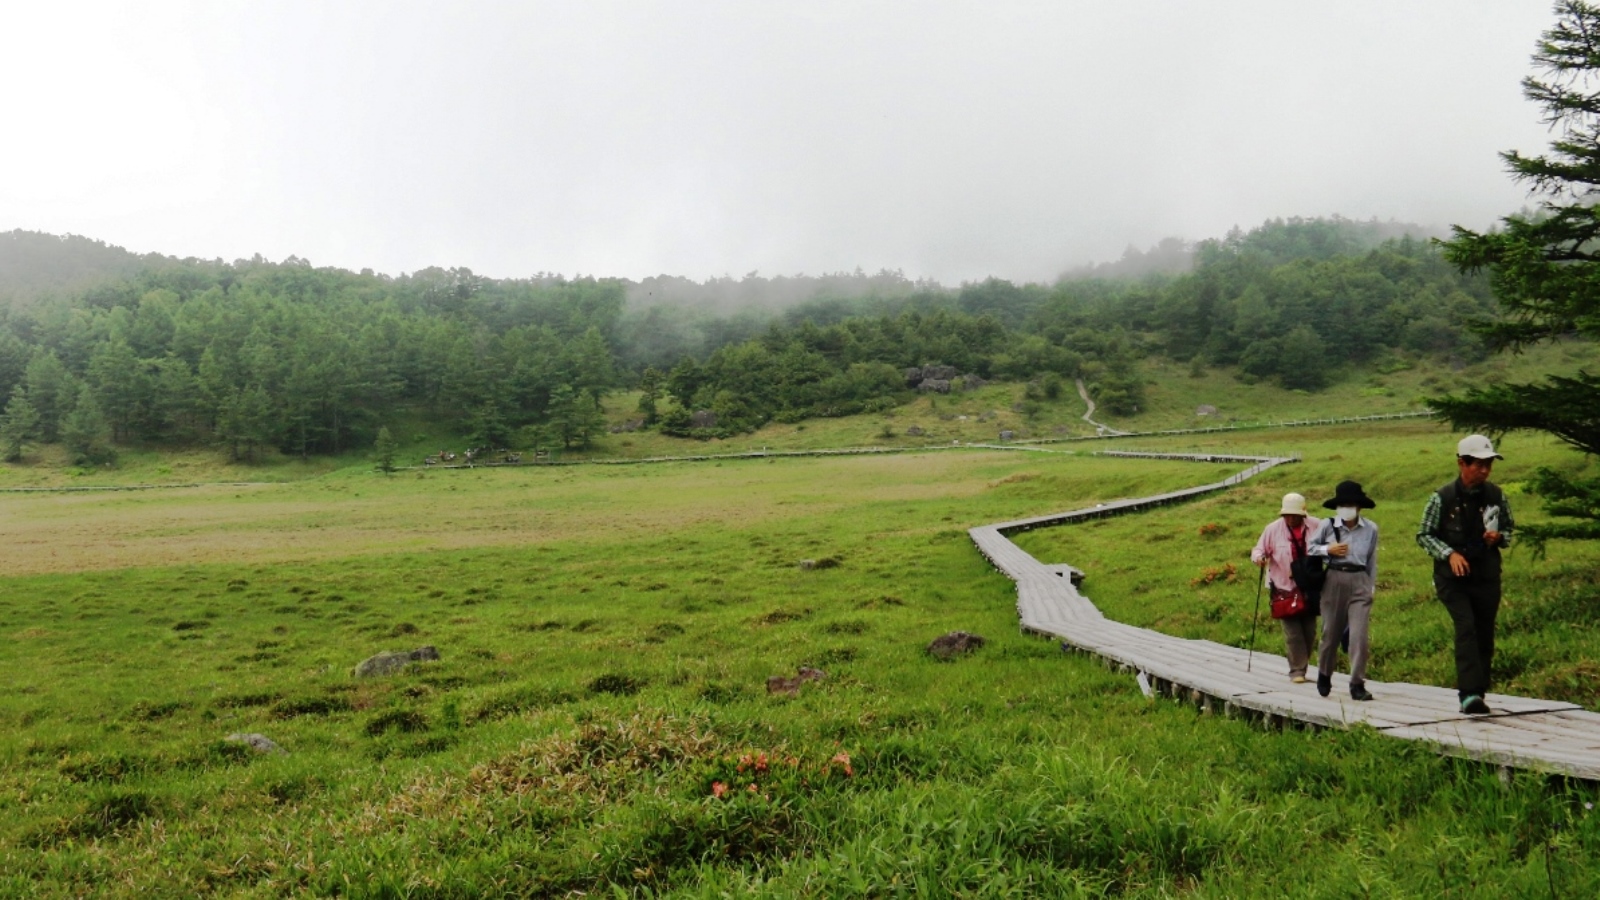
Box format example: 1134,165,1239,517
1246,568,1264,673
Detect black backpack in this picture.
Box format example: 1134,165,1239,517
1289,522,1330,614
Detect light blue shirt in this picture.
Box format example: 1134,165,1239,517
1308,515,1379,582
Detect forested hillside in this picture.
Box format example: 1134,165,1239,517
0,216,1496,464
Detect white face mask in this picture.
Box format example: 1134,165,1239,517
1337,506,1359,522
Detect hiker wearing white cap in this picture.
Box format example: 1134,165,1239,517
1416,434,1515,716
1250,492,1324,682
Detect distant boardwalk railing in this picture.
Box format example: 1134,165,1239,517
414,410,1437,469
970,451,1600,781
0,482,276,494
1013,410,1436,445
0,410,1440,489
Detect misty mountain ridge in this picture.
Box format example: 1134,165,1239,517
0,214,1497,463
0,231,165,304
1058,216,1444,282
5,215,1441,316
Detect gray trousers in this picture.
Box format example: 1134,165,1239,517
1318,569,1373,686
1280,614,1317,678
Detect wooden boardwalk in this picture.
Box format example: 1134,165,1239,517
971,452,1600,781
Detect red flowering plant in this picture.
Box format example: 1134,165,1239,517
700,747,855,803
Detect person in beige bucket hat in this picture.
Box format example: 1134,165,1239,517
1251,492,1323,682
1417,434,1514,716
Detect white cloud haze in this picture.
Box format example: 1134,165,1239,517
0,1,1560,283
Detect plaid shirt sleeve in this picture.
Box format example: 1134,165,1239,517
1415,492,1453,561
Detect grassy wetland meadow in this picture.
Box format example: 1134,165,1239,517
3,357,1600,898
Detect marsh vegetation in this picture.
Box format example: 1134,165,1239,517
3,415,1599,896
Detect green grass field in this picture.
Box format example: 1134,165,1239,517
4,366,1600,896
1012,420,1600,709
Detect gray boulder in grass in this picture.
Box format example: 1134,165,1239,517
927,631,986,660
354,645,441,678
226,733,287,755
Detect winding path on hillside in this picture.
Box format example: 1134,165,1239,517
970,451,1600,780
1074,378,1132,436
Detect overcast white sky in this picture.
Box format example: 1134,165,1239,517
0,2,1561,284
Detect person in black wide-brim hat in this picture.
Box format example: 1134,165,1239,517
1308,480,1380,701
1322,480,1376,511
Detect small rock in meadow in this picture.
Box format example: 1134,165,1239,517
225,733,287,755
927,631,986,661
905,425,925,437
353,645,441,678
766,675,801,696
999,430,1015,441
1196,404,1218,416
767,665,828,697
798,559,816,571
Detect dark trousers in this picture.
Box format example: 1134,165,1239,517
1435,559,1500,700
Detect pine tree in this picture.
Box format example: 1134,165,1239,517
1,385,40,462
60,385,116,465
468,400,513,451
216,384,278,462
572,389,607,448
23,351,77,443
636,366,663,425
1435,0,1600,547
374,426,399,474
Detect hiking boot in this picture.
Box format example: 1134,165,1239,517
1350,684,1374,702
1316,674,1331,697
1291,675,1307,684
1462,695,1491,716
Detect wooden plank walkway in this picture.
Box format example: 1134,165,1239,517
970,453,1600,781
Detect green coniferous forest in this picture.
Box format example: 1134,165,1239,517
0,216,1493,463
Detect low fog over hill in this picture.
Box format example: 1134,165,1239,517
0,215,1496,466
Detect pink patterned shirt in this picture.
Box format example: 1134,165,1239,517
1251,515,1323,592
